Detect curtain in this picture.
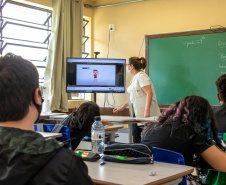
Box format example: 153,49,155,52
44,0,83,112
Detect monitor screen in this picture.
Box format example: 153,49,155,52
66,58,126,93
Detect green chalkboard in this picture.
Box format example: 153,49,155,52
145,29,226,105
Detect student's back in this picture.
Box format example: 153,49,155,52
0,127,93,185
214,74,226,133
0,53,94,185
141,95,226,174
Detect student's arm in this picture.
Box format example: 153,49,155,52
201,145,226,172
142,85,153,118
113,100,128,114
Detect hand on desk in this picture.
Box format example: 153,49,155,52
113,107,124,114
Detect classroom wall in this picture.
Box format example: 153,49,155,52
84,0,226,107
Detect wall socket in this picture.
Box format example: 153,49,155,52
109,24,115,31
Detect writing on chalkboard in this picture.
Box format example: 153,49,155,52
183,36,206,48
219,64,226,68
219,53,226,61
218,41,226,48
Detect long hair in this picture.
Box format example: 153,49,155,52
158,95,221,147
70,101,100,130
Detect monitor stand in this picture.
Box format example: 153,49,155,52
94,92,97,103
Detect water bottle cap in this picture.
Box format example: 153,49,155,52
94,116,101,121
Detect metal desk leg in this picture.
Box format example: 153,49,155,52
105,130,117,142
128,123,133,143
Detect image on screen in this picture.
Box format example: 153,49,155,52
66,58,126,93
76,64,116,86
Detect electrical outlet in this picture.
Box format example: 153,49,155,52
109,24,115,31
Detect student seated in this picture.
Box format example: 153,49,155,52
141,95,226,173
0,53,94,185
69,102,113,150
69,101,100,150
214,74,226,133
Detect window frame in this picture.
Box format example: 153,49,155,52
0,0,52,86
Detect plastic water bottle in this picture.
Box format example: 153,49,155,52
91,116,105,154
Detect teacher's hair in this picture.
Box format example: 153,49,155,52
216,74,226,102
0,53,39,121
129,57,147,71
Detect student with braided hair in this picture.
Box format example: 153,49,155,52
141,95,226,174
113,57,160,143
214,74,226,133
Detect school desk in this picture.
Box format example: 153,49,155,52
101,116,157,143
40,113,67,123
37,131,63,139
77,125,124,150
85,160,194,185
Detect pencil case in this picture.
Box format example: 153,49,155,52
102,142,153,164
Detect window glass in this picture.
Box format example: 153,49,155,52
1,1,52,86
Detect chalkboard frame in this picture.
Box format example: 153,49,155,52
145,28,226,105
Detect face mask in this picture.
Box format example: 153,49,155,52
127,66,131,74
33,90,43,123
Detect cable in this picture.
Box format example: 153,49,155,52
104,93,107,108
106,93,115,107
138,34,146,57
105,28,112,107
107,28,111,58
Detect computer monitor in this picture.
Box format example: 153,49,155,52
66,58,126,93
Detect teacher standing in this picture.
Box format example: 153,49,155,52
113,57,160,143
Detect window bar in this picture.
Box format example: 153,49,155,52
82,52,89,58
43,13,52,26
2,42,48,51
83,19,89,28
3,36,49,45
2,16,52,28
2,21,51,32
43,33,51,44
6,0,52,13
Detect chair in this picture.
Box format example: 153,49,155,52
152,147,187,185
34,124,71,147
60,113,72,127
218,133,224,140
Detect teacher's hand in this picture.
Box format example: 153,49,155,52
113,107,123,114
144,110,150,118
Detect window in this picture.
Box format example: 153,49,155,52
0,0,52,86
82,18,89,58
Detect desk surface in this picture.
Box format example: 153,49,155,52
101,115,157,123
40,113,67,120
85,160,194,185
104,125,124,131
38,132,63,138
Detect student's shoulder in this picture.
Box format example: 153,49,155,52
213,104,226,112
